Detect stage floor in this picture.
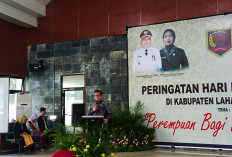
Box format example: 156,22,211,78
1,147,232,157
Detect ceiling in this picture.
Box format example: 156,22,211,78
0,0,52,28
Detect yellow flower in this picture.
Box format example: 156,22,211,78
76,155,79,157
110,135,113,137
111,153,115,156
124,135,126,139
84,149,88,152
72,147,77,151
101,153,105,157
86,145,90,149
146,135,149,138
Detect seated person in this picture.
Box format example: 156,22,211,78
26,114,46,152
38,107,49,132
38,107,52,148
87,90,111,125
13,115,33,154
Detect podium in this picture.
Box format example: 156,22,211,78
81,116,104,126
81,116,104,144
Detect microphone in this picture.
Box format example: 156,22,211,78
93,101,99,112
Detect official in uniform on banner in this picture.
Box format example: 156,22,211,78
132,30,162,73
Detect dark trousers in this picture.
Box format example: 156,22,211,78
16,136,34,153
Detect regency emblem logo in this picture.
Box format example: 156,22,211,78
207,29,231,56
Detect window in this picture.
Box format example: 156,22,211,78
9,77,24,122
9,78,23,91
63,75,85,88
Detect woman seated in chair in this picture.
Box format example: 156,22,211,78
13,115,34,154
26,114,46,152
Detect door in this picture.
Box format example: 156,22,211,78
61,74,85,126
64,89,84,125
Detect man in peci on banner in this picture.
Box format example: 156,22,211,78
132,30,162,73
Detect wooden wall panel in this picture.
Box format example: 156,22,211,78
27,1,53,45
218,0,232,14
51,0,79,42
79,0,108,39
177,0,217,19
141,0,176,24
26,0,230,45
109,0,140,35
0,20,27,77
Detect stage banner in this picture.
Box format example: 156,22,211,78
128,14,232,146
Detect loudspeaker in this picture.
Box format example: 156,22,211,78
29,60,45,72
72,104,85,125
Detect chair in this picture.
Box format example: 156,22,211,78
5,123,22,155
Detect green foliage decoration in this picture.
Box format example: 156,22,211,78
44,101,156,156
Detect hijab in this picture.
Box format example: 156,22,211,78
16,115,27,124
29,114,38,122
163,29,176,44
28,114,40,130
162,29,176,57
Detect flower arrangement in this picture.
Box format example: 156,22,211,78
107,101,156,152
45,101,155,156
